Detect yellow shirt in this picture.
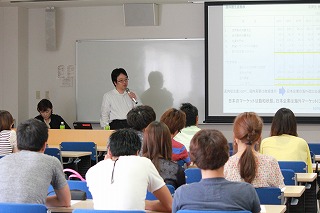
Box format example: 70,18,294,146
260,134,312,173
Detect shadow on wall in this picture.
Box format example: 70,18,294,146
140,71,173,120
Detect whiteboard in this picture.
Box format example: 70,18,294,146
76,39,205,123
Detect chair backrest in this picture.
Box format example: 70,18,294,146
185,168,202,184
67,180,92,199
255,187,283,205
308,143,320,155
60,141,97,162
278,161,307,173
0,202,47,213
177,210,251,213
73,210,146,213
44,147,62,163
146,184,175,200
281,169,296,185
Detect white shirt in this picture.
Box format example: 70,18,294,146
173,125,201,151
86,156,165,210
100,89,139,127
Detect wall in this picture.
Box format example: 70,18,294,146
0,4,319,142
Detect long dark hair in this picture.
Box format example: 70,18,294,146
270,108,298,137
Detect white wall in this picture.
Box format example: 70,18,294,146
1,4,319,142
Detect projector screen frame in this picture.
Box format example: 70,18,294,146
205,0,320,124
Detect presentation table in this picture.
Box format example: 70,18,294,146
48,200,286,213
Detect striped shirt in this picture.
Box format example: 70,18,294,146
0,130,17,156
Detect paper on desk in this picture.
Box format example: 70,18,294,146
260,205,266,213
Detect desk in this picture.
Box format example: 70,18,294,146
62,151,92,178
283,185,305,213
49,200,286,213
47,129,114,148
296,173,317,213
315,155,320,162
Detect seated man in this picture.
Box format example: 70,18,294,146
172,129,261,213
86,128,172,212
0,119,71,207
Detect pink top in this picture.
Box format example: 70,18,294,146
224,152,285,188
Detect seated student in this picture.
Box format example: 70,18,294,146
0,119,71,207
127,105,156,148
160,108,191,166
86,128,172,212
174,103,201,151
0,110,18,156
35,99,71,129
224,112,285,188
172,129,261,213
260,107,312,173
143,121,186,189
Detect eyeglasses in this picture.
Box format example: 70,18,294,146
117,78,129,84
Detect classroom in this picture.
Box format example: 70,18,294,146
1,1,320,213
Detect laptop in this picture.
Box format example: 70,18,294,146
73,122,93,130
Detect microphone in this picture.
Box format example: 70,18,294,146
125,88,138,104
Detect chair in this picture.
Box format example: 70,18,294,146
278,161,307,173
308,143,320,154
281,169,296,185
146,184,175,200
255,187,283,205
185,168,202,184
60,142,98,163
0,202,47,213
177,210,251,213
44,147,62,163
68,180,92,199
48,180,92,199
73,210,146,213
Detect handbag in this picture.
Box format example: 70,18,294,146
63,168,86,181
70,189,87,200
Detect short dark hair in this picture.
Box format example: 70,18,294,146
160,108,186,135
37,99,53,112
142,121,172,171
109,128,141,157
190,129,229,170
0,110,14,131
127,105,156,131
180,103,198,127
270,108,297,136
111,68,128,87
17,119,48,151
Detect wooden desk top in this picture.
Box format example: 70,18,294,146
262,205,286,213
49,200,286,213
296,173,317,182
61,151,92,158
283,185,305,197
47,129,114,147
315,155,320,161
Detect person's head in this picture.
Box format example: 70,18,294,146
143,121,172,171
270,108,297,137
37,99,53,120
17,119,48,152
127,105,156,131
189,129,229,170
233,112,263,183
111,68,128,91
0,110,14,131
180,103,198,127
108,128,141,157
160,108,186,137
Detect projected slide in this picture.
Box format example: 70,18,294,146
206,1,320,122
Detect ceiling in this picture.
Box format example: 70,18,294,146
0,0,199,8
